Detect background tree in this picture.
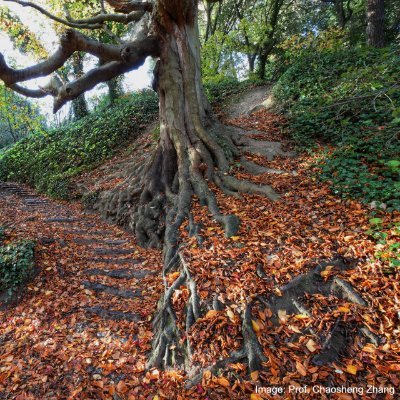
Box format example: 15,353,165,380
0,85,44,147
366,0,386,47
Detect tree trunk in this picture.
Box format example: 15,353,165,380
107,77,122,105
71,53,88,120
367,0,385,47
93,1,290,372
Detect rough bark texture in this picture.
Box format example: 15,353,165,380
367,0,386,47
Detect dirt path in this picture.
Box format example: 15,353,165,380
0,182,164,398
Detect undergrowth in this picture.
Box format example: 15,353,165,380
0,90,158,199
274,45,400,210
0,231,36,301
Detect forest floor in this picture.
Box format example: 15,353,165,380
0,89,399,399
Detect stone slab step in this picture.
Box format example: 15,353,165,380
85,306,140,322
86,258,143,265
93,248,135,256
83,281,141,299
85,268,155,280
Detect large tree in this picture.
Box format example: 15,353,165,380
0,0,292,371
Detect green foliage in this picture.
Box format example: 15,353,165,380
0,90,158,199
0,6,48,59
0,239,36,297
366,220,400,274
151,125,161,141
274,45,400,210
0,85,45,148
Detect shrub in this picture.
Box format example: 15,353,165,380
0,90,158,199
204,76,264,106
0,239,36,298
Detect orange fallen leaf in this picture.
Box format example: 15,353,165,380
296,361,307,376
203,370,212,380
116,380,128,393
250,370,259,381
346,365,358,375
205,310,219,319
252,320,261,332
217,377,230,387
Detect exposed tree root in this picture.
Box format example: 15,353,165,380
177,257,382,387
240,157,285,175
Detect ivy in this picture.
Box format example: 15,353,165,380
273,45,400,211
0,238,36,299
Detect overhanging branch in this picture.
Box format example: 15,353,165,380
8,84,48,98
4,0,151,29
3,0,102,29
53,36,160,112
0,30,138,85
0,28,160,112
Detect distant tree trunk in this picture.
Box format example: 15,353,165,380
71,53,88,119
367,0,385,47
107,77,122,105
247,54,256,73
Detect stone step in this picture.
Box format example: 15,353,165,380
62,229,114,236
83,281,141,299
85,306,140,322
45,217,81,223
72,238,128,246
86,257,143,265
93,248,135,256
85,268,155,280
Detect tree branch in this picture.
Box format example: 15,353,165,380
8,84,48,98
52,37,160,112
4,0,149,29
0,30,139,85
65,10,147,25
0,29,160,112
105,0,154,13
3,0,103,29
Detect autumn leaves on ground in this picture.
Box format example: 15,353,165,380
0,103,399,399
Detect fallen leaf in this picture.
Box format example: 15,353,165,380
252,320,261,332
217,377,230,387
296,361,307,376
306,339,317,353
346,365,358,375
116,380,128,393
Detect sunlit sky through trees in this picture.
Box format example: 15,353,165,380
0,1,152,124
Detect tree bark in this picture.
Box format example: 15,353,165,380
107,77,122,105
71,53,88,119
367,0,385,47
